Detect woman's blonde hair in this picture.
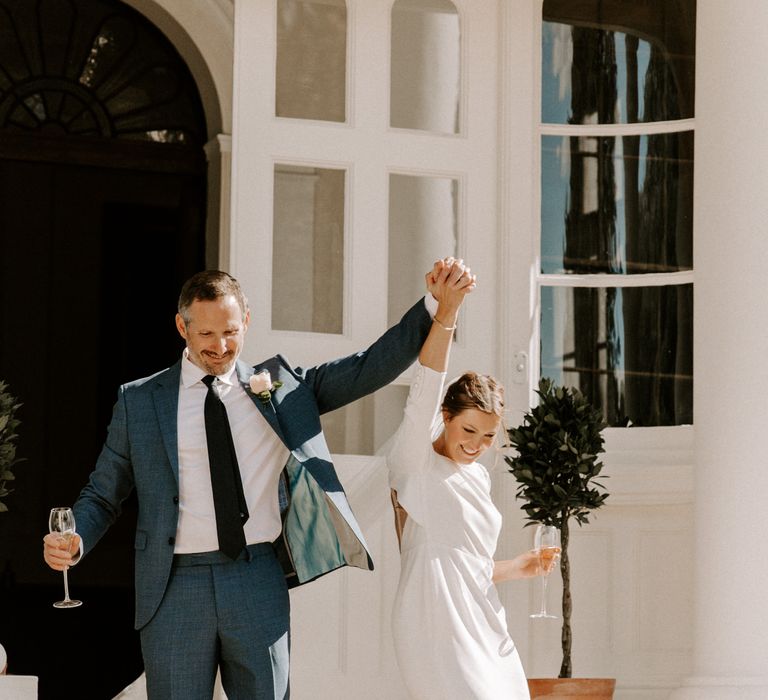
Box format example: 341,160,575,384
442,371,504,419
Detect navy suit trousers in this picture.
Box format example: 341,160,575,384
140,543,290,700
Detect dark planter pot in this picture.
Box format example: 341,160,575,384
528,678,616,699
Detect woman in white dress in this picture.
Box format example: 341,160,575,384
387,259,545,700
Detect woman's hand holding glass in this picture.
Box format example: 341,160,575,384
493,542,561,583
530,524,560,619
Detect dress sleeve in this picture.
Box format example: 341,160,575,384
385,364,446,529
386,363,445,476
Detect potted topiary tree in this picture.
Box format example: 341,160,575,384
505,377,614,699
0,381,23,678
0,380,23,514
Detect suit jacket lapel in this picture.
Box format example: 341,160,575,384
153,361,181,484
237,359,286,443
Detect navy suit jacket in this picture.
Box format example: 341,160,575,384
73,299,431,629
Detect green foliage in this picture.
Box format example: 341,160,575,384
504,377,608,677
0,381,24,513
505,377,608,528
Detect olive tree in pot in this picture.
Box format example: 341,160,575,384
0,380,23,514
0,380,23,676
505,378,614,698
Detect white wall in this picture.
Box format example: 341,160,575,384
669,1,768,697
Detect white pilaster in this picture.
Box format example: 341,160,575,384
669,1,768,697
204,134,232,270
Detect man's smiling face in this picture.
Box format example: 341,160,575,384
175,294,249,376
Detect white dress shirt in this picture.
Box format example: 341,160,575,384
175,350,289,553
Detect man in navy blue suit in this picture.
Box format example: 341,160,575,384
43,260,474,699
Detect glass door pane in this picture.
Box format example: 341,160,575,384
388,173,458,326
272,163,345,333
390,0,461,133
276,0,347,122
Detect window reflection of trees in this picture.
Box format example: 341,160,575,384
540,0,695,427
553,131,693,275
542,0,695,123
542,285,693,427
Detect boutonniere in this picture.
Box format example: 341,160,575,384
249,369,283,404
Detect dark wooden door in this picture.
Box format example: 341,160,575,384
0,140,206,698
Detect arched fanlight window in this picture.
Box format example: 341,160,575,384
0,0,206,145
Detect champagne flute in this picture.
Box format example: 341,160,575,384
49,507,83,609
530,524,560,619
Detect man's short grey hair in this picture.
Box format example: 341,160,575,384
177,270,249,325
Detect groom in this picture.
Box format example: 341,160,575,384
43,262,473,699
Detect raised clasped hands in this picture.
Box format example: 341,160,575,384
43,531,81,571
425,257,477,314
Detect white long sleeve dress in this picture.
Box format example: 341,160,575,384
387,364,530,700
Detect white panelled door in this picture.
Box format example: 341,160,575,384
231,0,501,696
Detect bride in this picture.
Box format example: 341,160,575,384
387,258,549,700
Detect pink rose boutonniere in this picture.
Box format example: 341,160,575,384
249,369,283,405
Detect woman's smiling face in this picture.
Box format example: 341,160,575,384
437,408,501,465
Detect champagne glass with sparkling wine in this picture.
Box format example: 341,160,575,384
530,524,560,619
48,507,83,609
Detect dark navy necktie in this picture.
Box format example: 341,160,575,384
202,375,249,559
